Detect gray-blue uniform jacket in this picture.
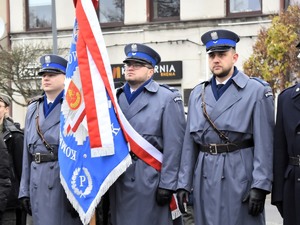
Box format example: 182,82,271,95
177,71,274,225
19,96,82,225
109,79,186,225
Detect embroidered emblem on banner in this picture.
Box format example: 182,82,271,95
71,167,93,198
62,67,88,145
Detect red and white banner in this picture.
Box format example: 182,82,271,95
61,0,181,223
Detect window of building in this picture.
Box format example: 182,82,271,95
283,0,300,9
98,0,124,25
27,0,52,29
150,0,180,22
227,0,262,17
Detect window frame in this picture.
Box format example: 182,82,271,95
26,0,52,31
97,0,124,28
282,0,300,10
148,0,180,22
226,0,263,18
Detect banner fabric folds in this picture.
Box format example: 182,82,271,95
59,0,181,224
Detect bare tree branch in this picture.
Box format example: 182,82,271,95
0,43,67,106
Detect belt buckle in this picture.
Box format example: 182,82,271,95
209,144,218,155
35,153,41,163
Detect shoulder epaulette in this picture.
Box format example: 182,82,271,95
250,77,270,86
159,84,178,92
159,84,183,103
192,80,209,90
27,95,43,105
279,83,297,95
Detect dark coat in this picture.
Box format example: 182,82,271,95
2,118,24,209
272,83,300,225
0,133,12,213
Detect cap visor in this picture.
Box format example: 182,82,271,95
38,68,65,75
123,57,152,66
207,46,232,54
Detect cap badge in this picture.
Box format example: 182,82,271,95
131,44,137,53
211,32,218,41
45,55,51,64
296,87,300,92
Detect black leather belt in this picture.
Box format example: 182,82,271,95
289,156,300,166
200,139,254,155
32,153,58,163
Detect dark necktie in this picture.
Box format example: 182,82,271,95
217,84,224,98
217,84,224,90
48,102,53,108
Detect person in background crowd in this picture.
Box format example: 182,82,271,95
0,134,12,224
176,29,274,225
109,43,186,225
0,93,25,225
271,41,300,225
18,54,82,225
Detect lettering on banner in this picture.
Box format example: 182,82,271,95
60,138,77,161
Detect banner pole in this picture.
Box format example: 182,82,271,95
90,213,96,225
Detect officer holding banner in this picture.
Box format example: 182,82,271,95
109,43,186,225
176,29,274,225
18,54,82,225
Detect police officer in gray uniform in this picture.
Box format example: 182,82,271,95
176,29,274,225
18,54,82,225
109,43,186,225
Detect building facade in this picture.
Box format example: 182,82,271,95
0,0,299,126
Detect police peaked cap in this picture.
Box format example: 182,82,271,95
201,29,240,53
0,93,11,106
123,43,161,67
38,54,68,75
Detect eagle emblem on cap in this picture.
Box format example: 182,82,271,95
211,32,218,41
131,44,137,52
45,55,51,64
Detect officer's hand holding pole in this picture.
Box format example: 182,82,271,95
156,188,173,206
242,188,267,216
20,197,32,216
176,189,189,213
